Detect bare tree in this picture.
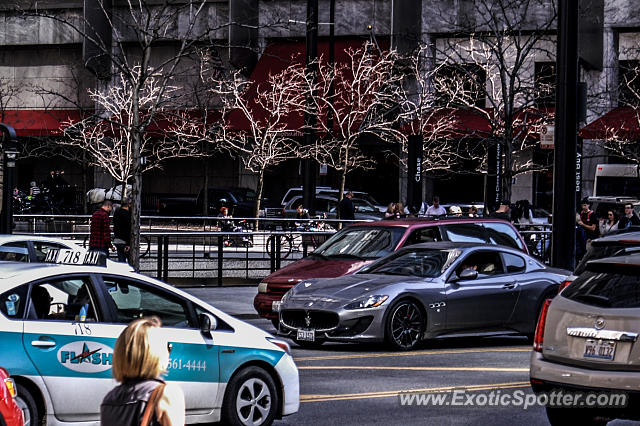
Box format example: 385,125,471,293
298,43,407,202
19,0,225,269
589,52,640,163
397,47,487,176
203,65,306,225
432,0,557,202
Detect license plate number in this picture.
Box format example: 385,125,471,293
584,339,616,360
272,301,281,313
297,329,315,342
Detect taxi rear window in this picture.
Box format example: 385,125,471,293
562,270,640,308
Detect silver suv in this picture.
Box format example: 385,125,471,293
530,253,640,424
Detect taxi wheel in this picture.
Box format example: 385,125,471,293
222,366,279,426
385,299,425,350
15,383,39,426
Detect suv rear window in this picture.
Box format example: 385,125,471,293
562,270,640,308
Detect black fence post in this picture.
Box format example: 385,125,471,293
157,235,163,279
217,235,223,287
270,236,276,273
275,235,281,270
163,237,169,282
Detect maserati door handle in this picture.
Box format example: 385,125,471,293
502,283,517,289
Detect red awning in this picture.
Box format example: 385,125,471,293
404,107,554,140
579,106,640,140
226,36,390,133
0,110,86,137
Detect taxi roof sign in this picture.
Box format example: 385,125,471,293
44,248,106,266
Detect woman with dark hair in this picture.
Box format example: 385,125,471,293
599,209,619,236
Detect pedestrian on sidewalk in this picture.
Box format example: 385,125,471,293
101,316,185,426
89,199,114,264
113,197,131,264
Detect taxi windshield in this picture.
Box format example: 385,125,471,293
313,227,405,259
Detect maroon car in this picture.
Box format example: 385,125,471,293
254,218,528,326
0,367,21,426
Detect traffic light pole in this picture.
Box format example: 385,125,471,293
551,0,579,270
303,0,318,216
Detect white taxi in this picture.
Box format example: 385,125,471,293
0,250,299,425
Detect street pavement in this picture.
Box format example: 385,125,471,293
183,286,638,426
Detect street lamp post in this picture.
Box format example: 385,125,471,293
0,124,18,234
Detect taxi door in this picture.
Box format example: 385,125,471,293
21,274,123,422
96,274,221,418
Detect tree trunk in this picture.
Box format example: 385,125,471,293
254,169,264,230
202,157,209,216
130,88,142,272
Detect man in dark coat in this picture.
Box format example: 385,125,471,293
113,198,131,264
338,191,356,221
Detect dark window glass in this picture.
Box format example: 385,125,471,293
441,223,486,244
535,62,556,107
368,248,462,278
33,241,67,262
619,60,640,106
503,253,526,273
0,242,30,262
456,252,504,276
575,244,640,275
482,223,523,250
102,277,193,328
314,227,406,259
435,64,486,108
405,227,442,246
0,284,29,319
26,277,97,322
563,270,640,308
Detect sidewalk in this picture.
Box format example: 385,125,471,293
182,285,260,319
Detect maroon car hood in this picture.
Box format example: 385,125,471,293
264,258,370,283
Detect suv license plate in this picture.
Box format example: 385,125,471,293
272,301,281,312
297,329,315,342
584,339,616,360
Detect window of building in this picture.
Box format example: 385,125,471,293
619,60,640,106
434,64,486,108
534,62,556,107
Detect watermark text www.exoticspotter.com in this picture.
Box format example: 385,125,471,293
399,389,628,410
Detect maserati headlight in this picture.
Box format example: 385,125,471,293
344,295,389,310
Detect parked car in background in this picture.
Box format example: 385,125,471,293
283,195,383,223
196,187,265,217
254,217,528,327
0,367,21,426
280,186,386,212
279,242,569,349
558,230,640,293
530,253,640,425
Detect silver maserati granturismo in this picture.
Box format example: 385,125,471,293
278,242,571,350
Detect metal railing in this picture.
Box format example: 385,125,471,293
514,223,552,264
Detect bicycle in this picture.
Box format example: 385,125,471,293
83,234,151,258
264,220,332,259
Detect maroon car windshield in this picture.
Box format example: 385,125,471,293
312,227,406,260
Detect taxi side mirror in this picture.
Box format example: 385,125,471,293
199,312,217,334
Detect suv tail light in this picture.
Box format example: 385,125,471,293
558,279,572,294
533,299,552,352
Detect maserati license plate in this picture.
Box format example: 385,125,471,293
583,339,616,360
297,329,315,342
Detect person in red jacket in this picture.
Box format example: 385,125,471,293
89,199,114,263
